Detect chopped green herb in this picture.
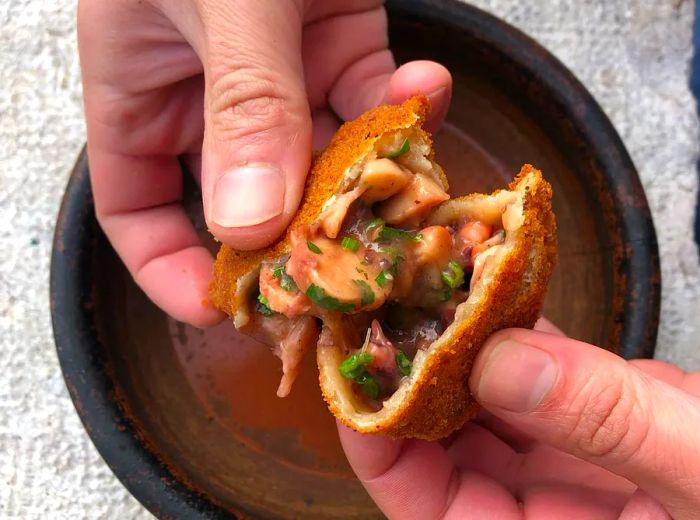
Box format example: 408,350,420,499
384,137,410,159
279,271,297,292
366,218,385,231
307,241,322,254
341,236,360,252
256,293,274,316
356,372,380,399
339,352,373,379
396,350,412,376
378,225,422,242
375,270,393,288
354,279,375,306
305,284,355,312
441,261,465,289
272,266,284,278
390,255,404,276
439,286,453,302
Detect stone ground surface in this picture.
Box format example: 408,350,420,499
1,1,698,518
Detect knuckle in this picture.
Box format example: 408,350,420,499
207,64,298,143
565,374,648,462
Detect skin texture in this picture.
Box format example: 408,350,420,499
78,0,452,326
339,319,700,519
78,1,700,517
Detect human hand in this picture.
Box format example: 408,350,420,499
78,0,452,326
339,319,700,519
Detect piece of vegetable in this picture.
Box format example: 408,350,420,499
341,236,360,252
375,270,393,288
353,279,375,306
396,350,412,376
378,225,422,242
383,137,410,159
305,284,355,312
256,293,274,316
441,260,465,289
307,241,322,254
339,351,373,379
272,265,297,292
366,217,385,232
355,372,380,399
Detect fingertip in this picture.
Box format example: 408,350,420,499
135,245,226,327
336,421,405,481
387,60,452,131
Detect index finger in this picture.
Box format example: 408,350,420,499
337,423,519,519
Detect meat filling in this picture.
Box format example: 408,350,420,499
251,138,507,399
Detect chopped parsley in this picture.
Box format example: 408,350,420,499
383,137,410,159
307,241,322,254
396,350,412,376
353,279,375,306
305,284,355,313
441,261,465,289
341,236,360,252
256,293,274,316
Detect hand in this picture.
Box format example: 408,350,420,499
78,0,452,326
339,319,700,519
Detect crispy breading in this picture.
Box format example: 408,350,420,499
209,97,557,440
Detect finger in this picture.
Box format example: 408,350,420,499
628,359,685,387
337,424,519,519
384,61,452,133
449,423,634,498
469,328,700,519
191,0,311,250
89,152,223,327
534,316,566,336
521,484,626,520
619,488,672,520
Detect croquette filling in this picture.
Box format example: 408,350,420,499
251,133,506,405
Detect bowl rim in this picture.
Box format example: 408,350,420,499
51,1,660,518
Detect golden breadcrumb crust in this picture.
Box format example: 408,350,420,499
318,165,557,440
210,95,434,316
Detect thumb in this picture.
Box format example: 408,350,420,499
469,329,700,519
199,0,311,249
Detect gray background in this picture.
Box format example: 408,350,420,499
1,0,699,518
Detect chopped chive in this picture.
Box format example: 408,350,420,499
439,286,452,302
356,372,380,399
384,137,410,159
272,265,284,278
396,350,412,377
353,279,375,306
366,218,385,232
375,271,393,288
305,284,355,313
307,241,322,254
279,271,297,292
341,236,360,252
441,260,465,289
256,293,274,316
339,352,373,379
378,225,422,242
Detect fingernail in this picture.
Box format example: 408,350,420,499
211,164,285,227
476,340,558,412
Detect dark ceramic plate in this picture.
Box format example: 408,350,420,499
51,1,660,518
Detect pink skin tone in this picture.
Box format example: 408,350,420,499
340,318,700,519
79,0,452,327
79,1,700,518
